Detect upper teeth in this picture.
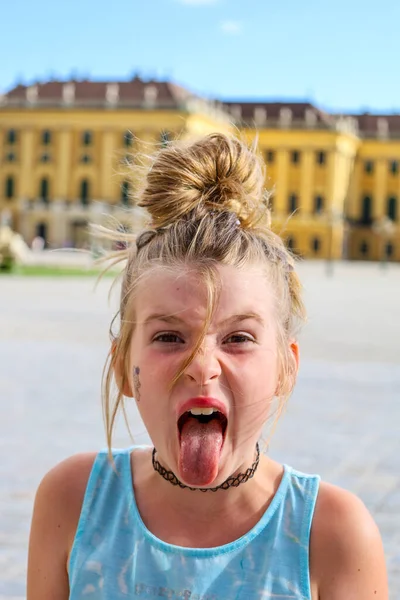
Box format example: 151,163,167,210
189,407,218,416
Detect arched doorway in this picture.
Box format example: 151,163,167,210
35,222,48,247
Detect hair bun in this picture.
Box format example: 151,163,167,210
138,133,271,230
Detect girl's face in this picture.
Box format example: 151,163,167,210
124,263,297,488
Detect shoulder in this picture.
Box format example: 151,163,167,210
32,452,98,548
35,452,98,511
310,481,388,599
27,453,98,599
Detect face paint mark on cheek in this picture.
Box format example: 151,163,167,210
133,366,141,402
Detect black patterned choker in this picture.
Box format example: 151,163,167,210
152,443,260,492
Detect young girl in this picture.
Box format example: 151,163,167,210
27,133,388,599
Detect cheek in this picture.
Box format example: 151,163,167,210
129,347,182,400
229,348,278,418
240,346,279,392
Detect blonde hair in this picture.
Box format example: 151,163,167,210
100,133,306,451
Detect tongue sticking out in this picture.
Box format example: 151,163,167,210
179,416,224,487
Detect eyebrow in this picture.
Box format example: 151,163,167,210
143,313,186,326
142,312,264,327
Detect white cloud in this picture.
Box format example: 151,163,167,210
220,20,242,35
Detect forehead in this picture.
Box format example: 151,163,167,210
134,264,275,323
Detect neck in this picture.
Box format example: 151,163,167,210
132,447,284,547
154,454,272,516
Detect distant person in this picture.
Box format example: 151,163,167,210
31,236,45,252
27,134,388,599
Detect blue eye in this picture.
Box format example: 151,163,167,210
153,333,184,344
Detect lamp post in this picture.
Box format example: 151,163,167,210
372,216,395,270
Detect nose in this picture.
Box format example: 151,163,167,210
184,340,222,385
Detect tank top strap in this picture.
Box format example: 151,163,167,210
68,447,134,583
278,465,321,597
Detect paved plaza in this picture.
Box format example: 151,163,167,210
0,262,399,598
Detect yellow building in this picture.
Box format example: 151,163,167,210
0,77,231,248
225,102,359,260
344,113,400,262
0,77,399,262
224,102,400,262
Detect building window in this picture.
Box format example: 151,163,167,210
82,131,92,146
124,131,134,147
311,237,321,253
387,196,397,221
122,154,134,166
361,195,373,224
81,154,92,164
316,151,326,165
291,150,300,164
288,193,298,213
41,153,51,163
7,130,17,144
314,195,324,214
360,241,369,257
121,181,131,205
160,130,170,147
80,179,90,205
265,150,275,163
389,160,398,175
6,152,16,162
364,160,374,174
287,236,295,251
42,130,51,145
114,225,131,250
5,176,14,199
39,178,50,203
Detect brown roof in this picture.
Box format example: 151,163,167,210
223,101,335,127
4,77,194,108
351,113,400,135
5,78,400,136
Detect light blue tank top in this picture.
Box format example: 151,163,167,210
69,446,320,600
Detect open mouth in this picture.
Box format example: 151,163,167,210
177,409,228,441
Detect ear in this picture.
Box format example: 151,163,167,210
290,340,300,373
112,341,134,398
275,339,300,397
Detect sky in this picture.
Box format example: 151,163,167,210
2,0,400,113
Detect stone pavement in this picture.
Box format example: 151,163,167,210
0,262,399,598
